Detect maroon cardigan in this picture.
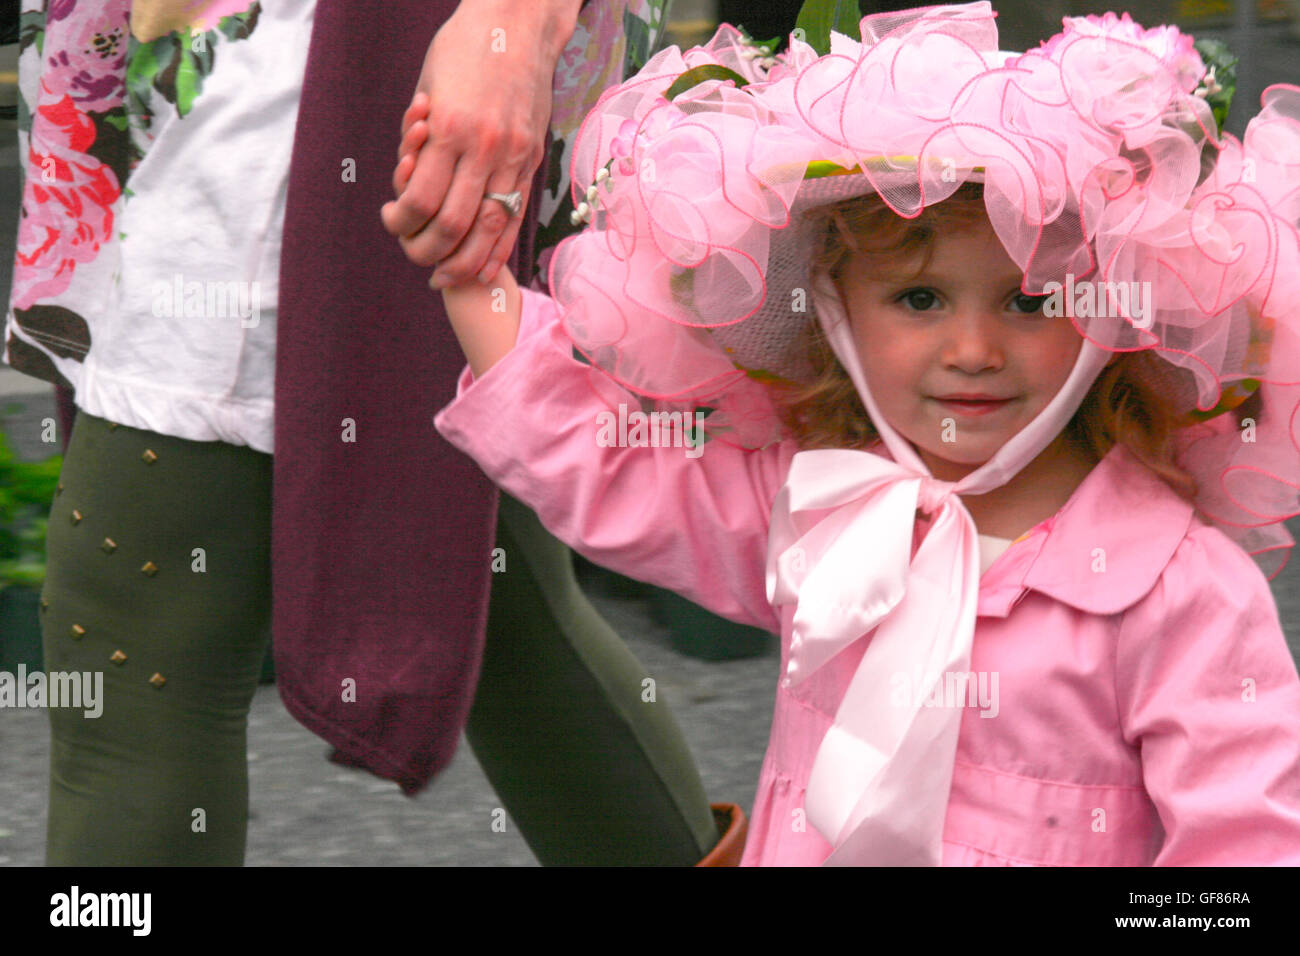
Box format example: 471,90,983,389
273,0,561,793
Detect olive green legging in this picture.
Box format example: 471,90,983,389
41,411,717,865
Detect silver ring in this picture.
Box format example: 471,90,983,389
485,190,523,218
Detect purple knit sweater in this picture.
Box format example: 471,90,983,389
271,0,548,793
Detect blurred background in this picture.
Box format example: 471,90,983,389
1,1,1298,865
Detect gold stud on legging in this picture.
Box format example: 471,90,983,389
42,412,272,865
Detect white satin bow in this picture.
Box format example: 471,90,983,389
766,449,980,865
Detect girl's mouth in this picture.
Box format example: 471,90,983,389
931,396,1014,417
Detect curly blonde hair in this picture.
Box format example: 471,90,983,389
770,182,1199,500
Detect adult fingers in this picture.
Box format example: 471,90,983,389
428,171,530,288
400,91,430,140
475,183,541,285
380,135,458,245
392,153,416,198
395,152,493,268
397,117,429,163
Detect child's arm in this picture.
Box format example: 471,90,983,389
433,285,792,635
1116,526,1300,865
439,268,522,379
408,93,789,633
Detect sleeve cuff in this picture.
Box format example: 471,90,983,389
446,284,559,399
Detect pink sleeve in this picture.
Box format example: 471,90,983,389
434,286,793,634
1116,524,1300,865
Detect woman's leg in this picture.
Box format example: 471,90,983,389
41,412,272,865
467,491,720,865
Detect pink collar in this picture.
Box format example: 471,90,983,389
979,443,1195,617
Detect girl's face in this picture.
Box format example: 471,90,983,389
839,217,1084,482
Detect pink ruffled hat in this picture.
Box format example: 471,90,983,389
549,1,1300,576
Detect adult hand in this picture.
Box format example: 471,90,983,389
381,0,583,288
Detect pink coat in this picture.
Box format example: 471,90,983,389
435,287,1300,866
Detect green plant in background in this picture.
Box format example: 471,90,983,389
795,0,862,54
1193,37,1239,134
0,421,61,592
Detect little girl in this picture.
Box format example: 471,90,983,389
417,3,1300,865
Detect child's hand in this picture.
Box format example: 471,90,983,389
439,259,521,379
393,92,431,199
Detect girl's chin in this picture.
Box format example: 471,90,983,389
910,442,999,480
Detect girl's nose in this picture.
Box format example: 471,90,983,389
942,311,1005,374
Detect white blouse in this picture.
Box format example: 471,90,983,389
7,0,316,453
978,533,1013,575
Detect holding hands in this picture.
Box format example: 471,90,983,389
394,93,522,378
381,0,583,289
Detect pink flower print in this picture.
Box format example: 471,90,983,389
551,0,624,136
42,0,130,114
12,96,121,311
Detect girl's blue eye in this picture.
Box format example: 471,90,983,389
1010,293,1049,314
898,289,938,311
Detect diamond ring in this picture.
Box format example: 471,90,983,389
484,190,523,218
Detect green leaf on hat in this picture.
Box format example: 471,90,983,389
664,64,750,101
1192,38,1238,134
804,160,861,179
795,0,862,57
736,23,781,56
802,157,985,180
738,365,798,387
1183,377,1259,424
